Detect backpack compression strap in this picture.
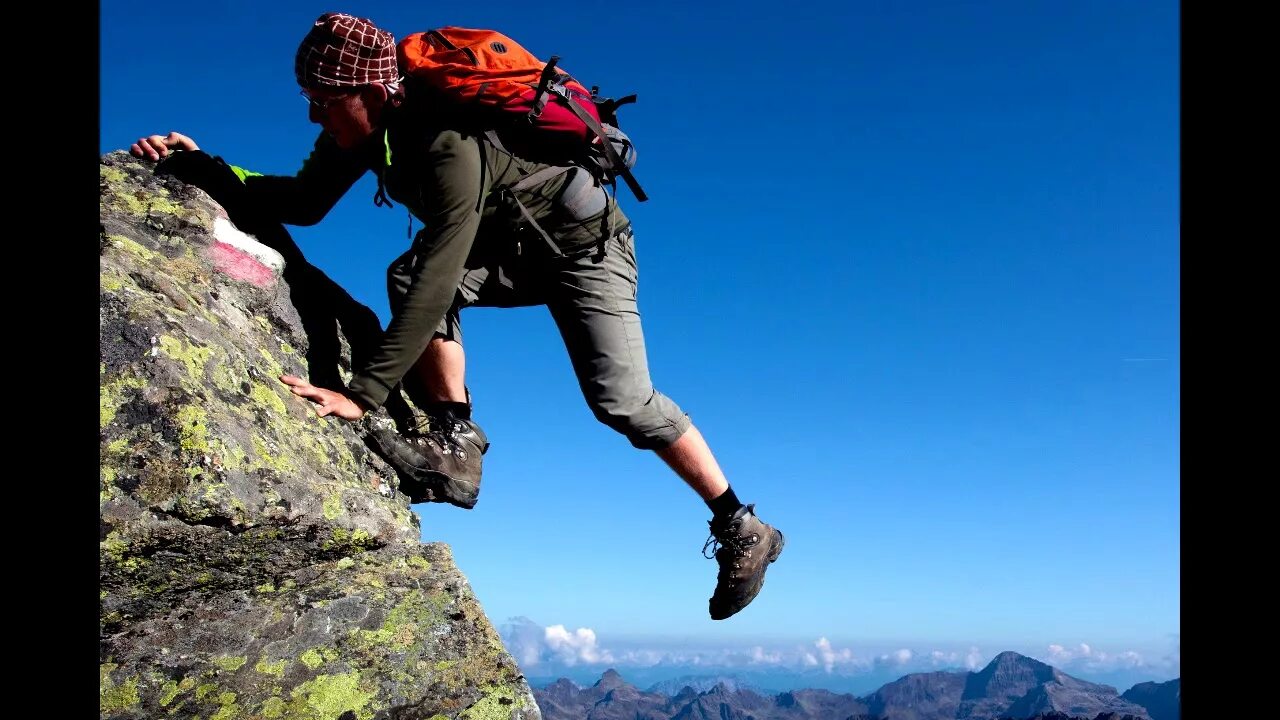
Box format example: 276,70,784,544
530,56,562,119
528,60,647,202
483,128,573,256
543,81,648,202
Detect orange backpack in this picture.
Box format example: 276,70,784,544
397,27,646,202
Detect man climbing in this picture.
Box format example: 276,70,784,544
129,12,783,620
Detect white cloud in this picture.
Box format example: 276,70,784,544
750,646,784,664
923,647,985,671
498,618,616,668
1047,642,1104,665
814,637,857,673
616,649,667,666
498,619,1174,683
1115,651,1145,668
1042,642,1154,672
875,649,914,667
544,625,614,665
1046,643,1071,662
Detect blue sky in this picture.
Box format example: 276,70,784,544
101,0,1179,688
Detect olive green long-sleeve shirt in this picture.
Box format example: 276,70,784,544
237,102,628,409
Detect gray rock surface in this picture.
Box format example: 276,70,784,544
100,151,540,720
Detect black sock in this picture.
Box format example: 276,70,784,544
707,486,744,520
424,401,472,421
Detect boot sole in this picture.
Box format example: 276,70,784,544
421,470,479,509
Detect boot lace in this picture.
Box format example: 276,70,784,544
702,524,747,560
404,414,469,459
701,505,760,560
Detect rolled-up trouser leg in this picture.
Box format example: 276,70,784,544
546,228,691,450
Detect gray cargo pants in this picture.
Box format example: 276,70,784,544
387,227,691,450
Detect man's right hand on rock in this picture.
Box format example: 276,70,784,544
130,131,200,161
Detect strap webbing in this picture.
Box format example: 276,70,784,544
549,86,648,202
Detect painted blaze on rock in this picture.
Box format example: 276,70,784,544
99,152,541,720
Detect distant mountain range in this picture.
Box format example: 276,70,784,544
531,651,1179,720
644,674,771,696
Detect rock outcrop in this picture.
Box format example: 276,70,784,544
1120,679,1179,720
99,150,540,720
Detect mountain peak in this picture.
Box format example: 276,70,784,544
991,650,1048,667
978,650,1056,679
595,669,626,688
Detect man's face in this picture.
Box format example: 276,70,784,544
302,86,379,149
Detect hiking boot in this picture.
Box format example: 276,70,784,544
703,504,785,620
358,409,489,509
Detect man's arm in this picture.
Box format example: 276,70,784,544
344,129,488,410
233,131,369,226
131,130,367,226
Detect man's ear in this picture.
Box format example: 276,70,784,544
364,82,397,117
363,83,390,106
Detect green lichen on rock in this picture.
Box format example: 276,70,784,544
100,164,128,186
102,269,127,292
287,673,376,720
159,335,216,383
211,692,240,720
158,681,180,706
323,493,343,521
299,648,326,669
324,527,376,554
175,404,211,454
256,347,286,378
252,435,296,474
210,361,243,396
101,532,130,562
255,656,288,678
462,686,524,720
100,664,141,713
248,380,289,418
350,588,449,654
104,178,188,218
214,656,248,672
109,234,160,263
259,696,287,718
100,374,147,428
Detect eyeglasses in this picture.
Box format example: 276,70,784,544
300,90,351,111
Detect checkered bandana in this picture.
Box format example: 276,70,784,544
295,12,399,89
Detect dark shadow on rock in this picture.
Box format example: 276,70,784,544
155,150,418,427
